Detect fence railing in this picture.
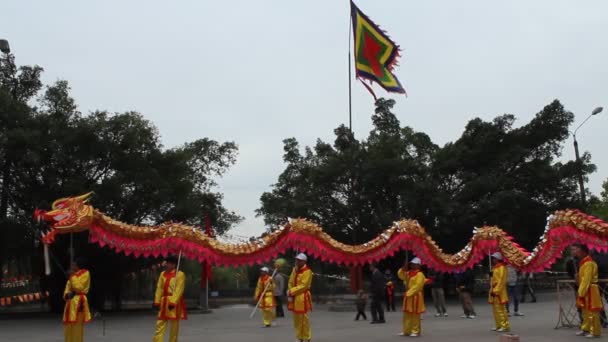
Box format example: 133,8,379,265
555,279,608,329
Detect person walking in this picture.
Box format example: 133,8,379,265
385,269,396,312
489,252,510,332
520,272,537,303
273,270,286,318
355,289,367,321
456,269,476,319
369,263,386,324
506,265,524,316
429,270,448,317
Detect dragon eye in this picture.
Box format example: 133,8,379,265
53,214,69,221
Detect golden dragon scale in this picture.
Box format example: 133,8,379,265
34,193,608,272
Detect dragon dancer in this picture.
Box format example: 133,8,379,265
63,257,92,342
288,253,313,342
572,244,603,338
153,256,187,342
398,257,426,337
489,252,510,332
254,266,276,327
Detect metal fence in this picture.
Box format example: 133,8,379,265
555,279,608,329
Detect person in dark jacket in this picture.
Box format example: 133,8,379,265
369,263,386,324
429,270,448,317
456,269,477,318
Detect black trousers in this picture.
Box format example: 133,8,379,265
275,296,284,317
355,310,367,320
371,295,385,322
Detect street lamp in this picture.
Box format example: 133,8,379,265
0,39,10,53
572,106,603,208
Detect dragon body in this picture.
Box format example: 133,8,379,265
35,193,608,272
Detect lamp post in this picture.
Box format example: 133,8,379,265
0,39,9,53
572,106,603,208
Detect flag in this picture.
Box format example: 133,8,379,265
350,1,406,99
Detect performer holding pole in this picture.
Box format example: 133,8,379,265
153,255,187,342
288,253,313,342
572,243,603,338
253,266,276,327
63,257,91,342
398,257,426,337
488,252,510,332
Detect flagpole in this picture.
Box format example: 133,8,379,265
348,2,353,132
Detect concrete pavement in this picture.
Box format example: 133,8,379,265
0,292,586,341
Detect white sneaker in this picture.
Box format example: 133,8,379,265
409,333,420,337
585,334,599,339
496,328,510,332
443,313,448,317
397,332,406,336
514,312,524,317
434,313,441,317
468,315,477,319
576,331,587,336
491,328,498,331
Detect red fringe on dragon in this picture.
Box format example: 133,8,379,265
34,193,608,272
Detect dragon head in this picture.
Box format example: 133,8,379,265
34,192,95,244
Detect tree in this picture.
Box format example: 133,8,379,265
0,54,242,311
258,99,437,246
258,99,594,255
590,179,608,221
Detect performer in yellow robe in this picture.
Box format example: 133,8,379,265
397,257,426,337
488,252,510,332
572,244,603,338
63,258,92,342
254,266,276,327
288,253,313,342
153,256,187,342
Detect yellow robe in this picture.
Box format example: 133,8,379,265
403,270,426,314
287,266,313,313
255,275,276,308
488,263,508,304
488,262,510,330
154,270,187,320
577,256,603,311
398,268,426,335
288,265,313,341
63,269,92,324
255,274,276,326
577,255,603,336
153,270,187,342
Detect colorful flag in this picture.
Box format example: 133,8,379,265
350,1,406,99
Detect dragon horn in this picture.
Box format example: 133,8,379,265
75,192,95,203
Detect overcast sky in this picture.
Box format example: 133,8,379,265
3,0,607,238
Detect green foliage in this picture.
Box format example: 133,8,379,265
590,179,608,221
257,99,593,252
0,53,242,310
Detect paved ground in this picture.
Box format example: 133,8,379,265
0,292,587,341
